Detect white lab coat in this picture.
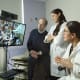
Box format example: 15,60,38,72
45,22,69,77
58,42,80,80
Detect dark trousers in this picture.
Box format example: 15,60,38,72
33,62,50,80
28,56,37,80
28,56,50,80
32,56,50,80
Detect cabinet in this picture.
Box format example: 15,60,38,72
11,55,28,80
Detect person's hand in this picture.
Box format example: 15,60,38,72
30,50,38,59
60,58,73,69
55,56,73,69
46,34,54,42
55,56,62,64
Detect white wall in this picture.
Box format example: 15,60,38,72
0,0,22,22
24,0,45,48
0,0,24,71
46,0,80,30
0,0,45,71
0,0,46,48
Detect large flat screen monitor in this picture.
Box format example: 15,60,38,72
0,19,26,46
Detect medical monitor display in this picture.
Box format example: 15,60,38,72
0,19,26,46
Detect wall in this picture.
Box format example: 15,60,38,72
46,0,80,30
24,0,46,48
0,0,43,72
0,0,24,72
0,0,45,71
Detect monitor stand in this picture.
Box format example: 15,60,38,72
3,40,9,72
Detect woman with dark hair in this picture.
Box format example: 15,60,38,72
44,8,69,80
55,21,80,80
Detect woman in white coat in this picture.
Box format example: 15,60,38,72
44,8,69,80
55,21,80,80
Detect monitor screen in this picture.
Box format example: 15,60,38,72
0,19,26,46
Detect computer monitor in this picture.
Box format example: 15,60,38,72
0,10,18,20
0,19,26,46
